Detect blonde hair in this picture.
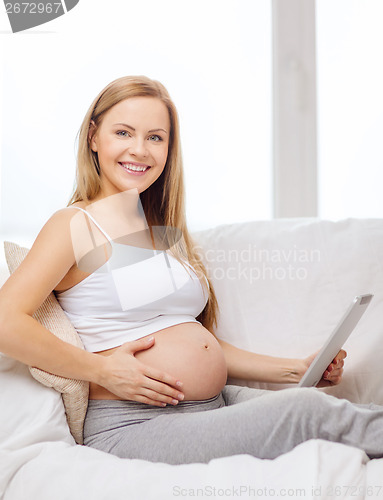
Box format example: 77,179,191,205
67,76,219,332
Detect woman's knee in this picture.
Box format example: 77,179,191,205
283,387,328,412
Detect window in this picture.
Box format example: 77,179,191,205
0,0,272,240
317,0,383,219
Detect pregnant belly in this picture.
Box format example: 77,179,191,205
89,322,228,401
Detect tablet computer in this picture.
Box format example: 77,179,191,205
298,294,373,388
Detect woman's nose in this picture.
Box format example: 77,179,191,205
128,138,148,158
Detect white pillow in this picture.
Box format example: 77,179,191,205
0,353,74,450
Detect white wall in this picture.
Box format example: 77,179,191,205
0,0,272,244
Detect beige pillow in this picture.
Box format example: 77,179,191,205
4,241,89,445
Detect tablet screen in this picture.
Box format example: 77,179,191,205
298,294,373,388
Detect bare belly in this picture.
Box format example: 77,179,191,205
89,322,228,401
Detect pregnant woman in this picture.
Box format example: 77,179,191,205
1,75,382,465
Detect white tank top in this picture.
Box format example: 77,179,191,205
55,207,209,352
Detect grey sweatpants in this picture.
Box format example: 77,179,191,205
83,385,383,464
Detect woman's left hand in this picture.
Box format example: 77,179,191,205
303,349,347,387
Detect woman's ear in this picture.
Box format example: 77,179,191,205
88,120,98,152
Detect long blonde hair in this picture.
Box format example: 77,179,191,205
68,76,219,332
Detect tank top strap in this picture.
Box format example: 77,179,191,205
68,206,113,243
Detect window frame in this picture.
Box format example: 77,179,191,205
272,0,318,218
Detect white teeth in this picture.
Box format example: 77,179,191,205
120,163,148,172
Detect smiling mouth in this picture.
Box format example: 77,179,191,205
118,162,151,173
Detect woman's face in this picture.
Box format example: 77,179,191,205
90,96,171,198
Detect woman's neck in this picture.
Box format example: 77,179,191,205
85,190,149,239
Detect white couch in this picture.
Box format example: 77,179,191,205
1,217,383,500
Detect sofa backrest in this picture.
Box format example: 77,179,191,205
193,218,383,404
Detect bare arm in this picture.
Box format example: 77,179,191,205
218,339,306,384
0,209,107,382
217,339,346,386
0,209,184,405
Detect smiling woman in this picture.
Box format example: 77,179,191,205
1,75,379,467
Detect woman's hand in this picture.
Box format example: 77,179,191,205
303,349,347,387
97,336,184,406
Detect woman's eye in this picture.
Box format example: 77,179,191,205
148,134,162,142
116,130,129,137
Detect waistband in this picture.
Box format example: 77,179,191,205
86,392,225,422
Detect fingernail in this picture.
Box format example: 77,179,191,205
176,381,183,387
146,336,154,342
172,399,179,405
178,393,184,401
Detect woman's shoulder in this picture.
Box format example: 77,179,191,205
49,203,110,261
31,207,81,259
0,207,81,316
24,204,91,280
50,201,93,225
56,201,88,215
42,205,83,232
31,203,93,261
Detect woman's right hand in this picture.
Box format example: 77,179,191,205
96,336,185,406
